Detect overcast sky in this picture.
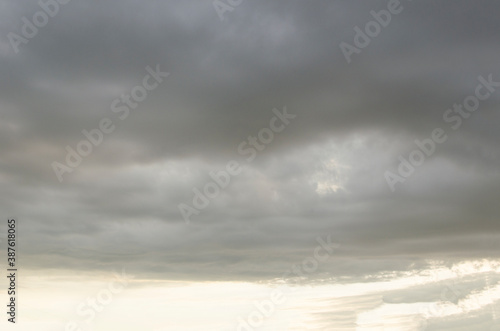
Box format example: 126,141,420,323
1,0,500,329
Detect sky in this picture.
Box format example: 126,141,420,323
0,0,500,330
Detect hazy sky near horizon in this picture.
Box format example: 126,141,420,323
1,0,500,329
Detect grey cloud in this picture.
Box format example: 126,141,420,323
0,0,499,289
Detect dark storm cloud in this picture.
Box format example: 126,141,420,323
1,0,500,281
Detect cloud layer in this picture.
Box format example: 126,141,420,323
1,0,500,286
